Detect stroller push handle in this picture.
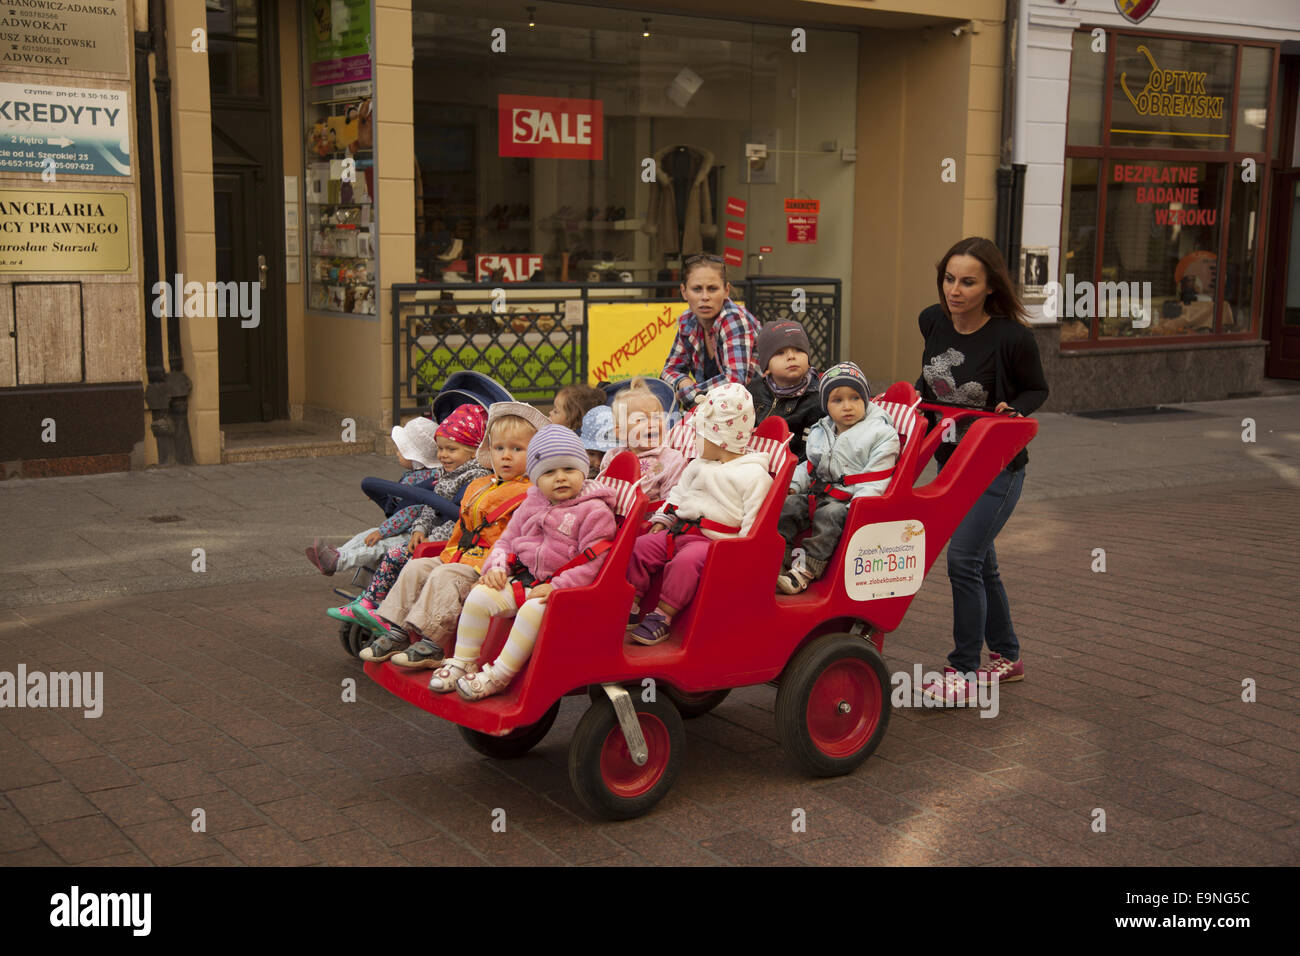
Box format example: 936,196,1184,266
361,477,462,523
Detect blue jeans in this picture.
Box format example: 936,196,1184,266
945,466,1024,672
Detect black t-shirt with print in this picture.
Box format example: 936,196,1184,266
914,304,1049,470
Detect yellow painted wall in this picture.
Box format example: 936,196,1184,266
281,2,306,421
850,21,1003,390
374,0,416,447
168,0,220,464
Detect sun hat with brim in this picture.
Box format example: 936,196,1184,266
432,371,514,421
476,400,551,467
391,416,441,469
580,405,619,453
603,377,677,416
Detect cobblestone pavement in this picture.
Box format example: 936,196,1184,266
2,475,1296,866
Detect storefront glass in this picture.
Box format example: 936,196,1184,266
409,0,858,286
1062,31,1276,343
302,0,377,316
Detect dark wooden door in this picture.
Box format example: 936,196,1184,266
209,0,286,422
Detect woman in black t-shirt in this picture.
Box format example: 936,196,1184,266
916,237,1048,705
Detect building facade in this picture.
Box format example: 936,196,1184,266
1015,0,1300,409
4,0,1297,477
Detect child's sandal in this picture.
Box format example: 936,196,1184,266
455,663,511,702
429,660,475,693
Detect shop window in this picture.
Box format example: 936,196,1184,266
1236,47,1273,156
208,0,262,98
1109,35,1235,151
1059,158,1099,342
1063,30,1276,345
409,0,858,286
301,0,376,315
1101,160,1226,337
1066,31,1104,147
1222,175,1261,332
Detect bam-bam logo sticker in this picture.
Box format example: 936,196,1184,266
844,520,924,601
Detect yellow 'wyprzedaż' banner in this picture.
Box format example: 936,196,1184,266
587,302,682,384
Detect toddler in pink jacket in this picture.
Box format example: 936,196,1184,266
430,424,618,701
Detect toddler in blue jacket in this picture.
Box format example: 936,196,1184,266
777,362,900,594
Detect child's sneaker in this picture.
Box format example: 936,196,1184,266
776,550,823,594
776,566,814,594
352,602,394,637
390,639,445,669
326,597,375,624
978,653,1023,685
317,544,340,575
359,630,411,662
921,667,979,705
629,610,672,646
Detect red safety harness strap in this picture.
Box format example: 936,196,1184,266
506,539,615,599
805,462,896,519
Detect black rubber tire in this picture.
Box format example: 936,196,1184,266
458,700,562,759
662,686,731,719
775,633,891,777
568,694,684,821
338,620,369,658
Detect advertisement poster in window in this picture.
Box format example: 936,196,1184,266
307,0,373,87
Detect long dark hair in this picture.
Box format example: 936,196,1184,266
935,237,1029,326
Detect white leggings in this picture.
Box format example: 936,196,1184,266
450,584,547,679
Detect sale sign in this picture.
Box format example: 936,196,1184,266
725,220,746,240
723,246,744,266
787,215,817,243
475,254,543,282
498,94,603,160
725,196,747,217
784,198,820,216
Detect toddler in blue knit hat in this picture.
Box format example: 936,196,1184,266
776,362,900,594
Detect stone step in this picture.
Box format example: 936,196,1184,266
221,440,374,464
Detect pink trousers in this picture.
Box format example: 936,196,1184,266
627,532,710,612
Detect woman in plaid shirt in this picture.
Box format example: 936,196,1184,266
660,255,760,407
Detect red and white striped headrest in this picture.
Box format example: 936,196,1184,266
588,474,640,517
872,396,921,444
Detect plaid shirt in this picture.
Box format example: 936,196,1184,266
660,299,759,405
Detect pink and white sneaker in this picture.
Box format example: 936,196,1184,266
921,667,980,705
978,653,1023,685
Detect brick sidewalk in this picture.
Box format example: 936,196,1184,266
2,478,1295,866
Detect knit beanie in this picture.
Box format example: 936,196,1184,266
818,361,872,412
391,416,440,469
436,403,487,449
755,320,812,373
527,424,591,483
693,382,755,455
580,405,619,453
